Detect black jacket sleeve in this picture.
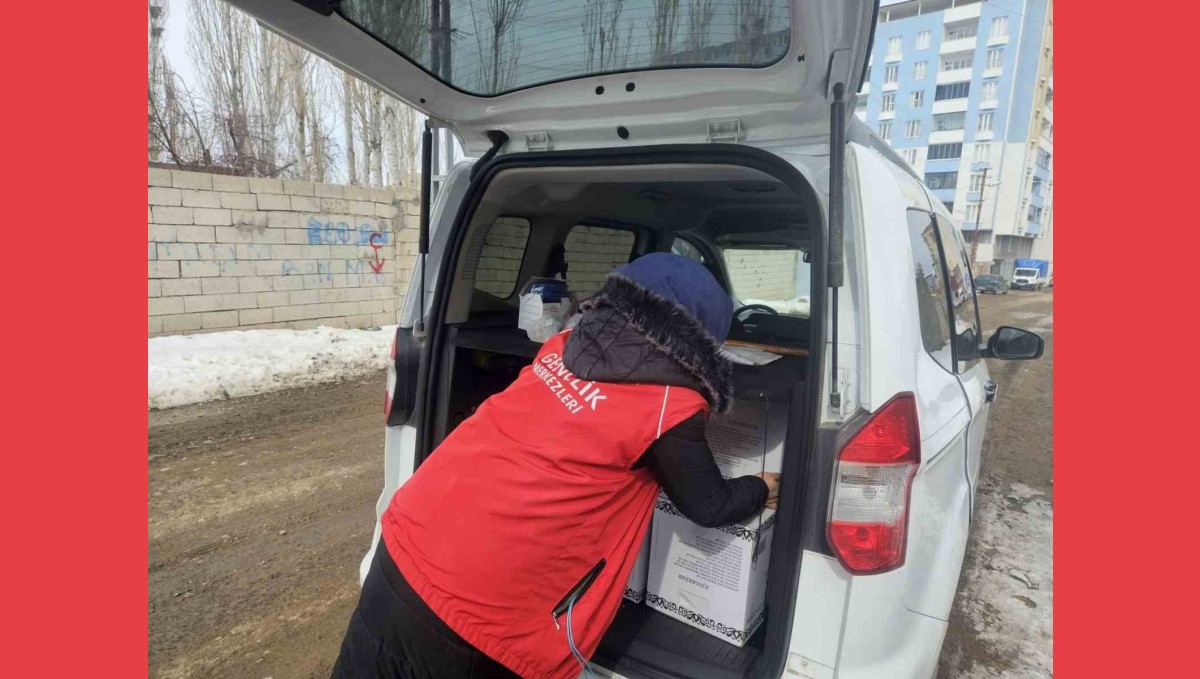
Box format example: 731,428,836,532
635,412,769,528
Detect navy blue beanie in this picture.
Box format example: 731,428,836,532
611,253,733,342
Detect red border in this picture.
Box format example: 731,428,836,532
4,1,147,676
1058,2,1196,676
3,1,1193,677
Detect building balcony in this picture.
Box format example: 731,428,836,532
1043,105,1053,124
982,66,1003,79
860,82,870,95
932,98,970,114
885,51,903,63
987,34,1011,47
929,129,965,144
975,129,995,141
978,98,1000,110
936,68,974,84
941,37,977,54
882,80,899,92
966,191,982,202
878,109,895,120
944,3,983,22
1026,221,1042,236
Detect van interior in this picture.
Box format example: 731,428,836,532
426,162,820,679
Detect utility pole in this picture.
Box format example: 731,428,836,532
969,165,990,272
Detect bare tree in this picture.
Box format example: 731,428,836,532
284,43,310,179
649,0,681,65
735,0,776,63
342,72,358,185
582,0,631,73
685,0,716,54
384,98,421,187
187,0,291,176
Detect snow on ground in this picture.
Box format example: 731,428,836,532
952,477,1054,678
743,296,810,317
149,325,395,410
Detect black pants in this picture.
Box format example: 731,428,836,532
332,541,520,679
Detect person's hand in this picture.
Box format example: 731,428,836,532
757,472,781,511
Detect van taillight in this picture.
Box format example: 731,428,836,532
384,335,397,419
828,393,920,575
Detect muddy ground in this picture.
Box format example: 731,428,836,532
149,291,1053,679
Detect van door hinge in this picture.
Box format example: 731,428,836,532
524,132,553,152
707,119,744,143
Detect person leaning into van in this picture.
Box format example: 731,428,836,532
332,253,781,679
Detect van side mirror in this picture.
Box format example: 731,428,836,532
985,326,1044,360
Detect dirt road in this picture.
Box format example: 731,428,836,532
149,291,1053,679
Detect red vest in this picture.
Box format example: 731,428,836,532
381,330,708,678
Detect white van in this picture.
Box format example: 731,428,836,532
227,1,1045,677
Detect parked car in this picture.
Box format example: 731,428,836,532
975,274,1009,294
229,1,1046,677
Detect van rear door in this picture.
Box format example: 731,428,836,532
221,0,876,154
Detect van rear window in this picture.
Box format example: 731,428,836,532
338,0,792,96
471,217,532,299
564,225,636,297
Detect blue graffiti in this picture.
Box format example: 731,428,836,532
307,217,389,246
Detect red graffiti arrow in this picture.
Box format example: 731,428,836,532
368,232,386,273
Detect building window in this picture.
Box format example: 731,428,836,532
911,90,925,108
878,122,892,141
902,148,919,165
981,80,998,102
881,93,896,112
906,120,921,138
990,16,1009,39
887,36,902,55
933,111,966,131
865,65,871,82
941,53,974,71
945,21,978,41
885,65,899,84
986,48,1004,69
969,172,985,192
928,143,963,160
1041,119,1053,140
913,61,928,79
916,30,931,49
966,204,981,223
974,143,992,163
1028,205,1043,223
977,112,994,133
1032,177,1043,196
943,201,955,212
935,81,971,101
925,171,959,190
1037,149,1052,169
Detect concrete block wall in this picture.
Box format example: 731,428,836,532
562,226,637,296
726,249,801,300
474,217,532,298
148,167,420,336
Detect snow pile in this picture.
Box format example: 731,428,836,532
742,296,810,317
956,478,1054,678
149,325,396,410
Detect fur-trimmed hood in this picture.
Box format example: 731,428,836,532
563,272,734,413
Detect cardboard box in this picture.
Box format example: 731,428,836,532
644,399,787,646
623,526,652,604
646,501,775,646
